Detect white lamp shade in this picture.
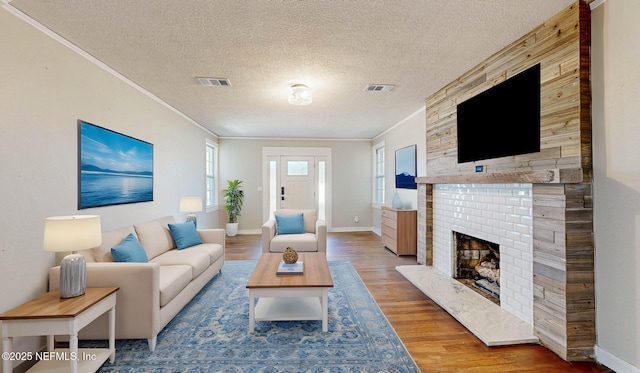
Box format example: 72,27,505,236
43,215,102,252
180,197,203,213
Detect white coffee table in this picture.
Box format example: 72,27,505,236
246,252,333,332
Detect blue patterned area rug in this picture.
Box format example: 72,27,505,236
89,260,419,372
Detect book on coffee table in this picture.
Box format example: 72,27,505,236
277,261,304,275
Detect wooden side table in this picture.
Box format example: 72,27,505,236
0,287,118,373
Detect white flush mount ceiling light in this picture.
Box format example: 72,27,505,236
288,84,312,105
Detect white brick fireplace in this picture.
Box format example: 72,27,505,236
430,183,534,325
413,2,595,360
415,178,595,360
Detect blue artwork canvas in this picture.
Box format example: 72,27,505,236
78,120,153,209
395,145,417,189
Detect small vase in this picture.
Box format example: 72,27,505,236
282,247,298,264
392,192,403,209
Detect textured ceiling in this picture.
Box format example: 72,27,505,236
8,0,577,139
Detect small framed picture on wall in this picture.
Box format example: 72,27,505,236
395,145,417,189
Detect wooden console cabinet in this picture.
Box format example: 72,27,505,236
381,206,417,256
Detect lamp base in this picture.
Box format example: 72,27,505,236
186,214,197,228
60,253,86,298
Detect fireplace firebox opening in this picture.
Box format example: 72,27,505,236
453,232,500,303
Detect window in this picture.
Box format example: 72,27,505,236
205,139,218,211
373,142,385,205
287,160,308,176
268,160,277,219
318,160,326,221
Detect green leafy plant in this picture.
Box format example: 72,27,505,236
223,179,244,223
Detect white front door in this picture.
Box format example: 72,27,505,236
262,147,331,228
280,156,316,210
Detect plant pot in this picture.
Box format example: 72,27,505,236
226,222,239,237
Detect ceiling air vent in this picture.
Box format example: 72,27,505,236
364,84,395,92
197,77,231,87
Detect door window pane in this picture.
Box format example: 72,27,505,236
287,161,308,176
269,160,277,218
318,161,326,221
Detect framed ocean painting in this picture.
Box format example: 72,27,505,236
395,145,417,189
78,120,153,209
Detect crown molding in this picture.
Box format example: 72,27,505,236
1,2,218,139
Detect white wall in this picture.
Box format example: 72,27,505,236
591,1,640,371
0,8,218,367
371,107,426,233
218,138,373,232
217,109,427,236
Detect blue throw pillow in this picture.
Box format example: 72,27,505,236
275,213,305,235
111,233,149,262
168,222,203,249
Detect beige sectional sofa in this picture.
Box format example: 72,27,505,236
48,216,225,351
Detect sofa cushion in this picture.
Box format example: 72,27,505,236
111,233,149,263
158,265,192,307
186,243,224,265
270,233,318,252
134,216,176,260
275,213,305,235
275,209,317,233
168,222,202,249
149,249,210,279
91,225,138,262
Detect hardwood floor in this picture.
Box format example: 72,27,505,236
225,231,612,372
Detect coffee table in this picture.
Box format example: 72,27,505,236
246,252,333,332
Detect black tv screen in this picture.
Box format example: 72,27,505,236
456,63,541,163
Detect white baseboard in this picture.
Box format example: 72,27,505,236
236,229,261,235
233,227,376,235
596,345,640,373
329,227,374,233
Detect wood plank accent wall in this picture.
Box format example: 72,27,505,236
417,1,595,361
533,183,595,360
424,1,591,183
417,183,433,266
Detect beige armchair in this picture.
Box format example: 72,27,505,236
261,209,327,253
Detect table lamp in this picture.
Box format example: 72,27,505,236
180,197,202,227
43,215,102,298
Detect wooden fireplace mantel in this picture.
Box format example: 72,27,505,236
415,168,584,185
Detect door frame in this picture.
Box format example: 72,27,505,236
262,147,332,230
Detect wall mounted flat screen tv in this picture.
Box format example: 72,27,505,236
456,63,541,163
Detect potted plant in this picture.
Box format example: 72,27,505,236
223,179,244,236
